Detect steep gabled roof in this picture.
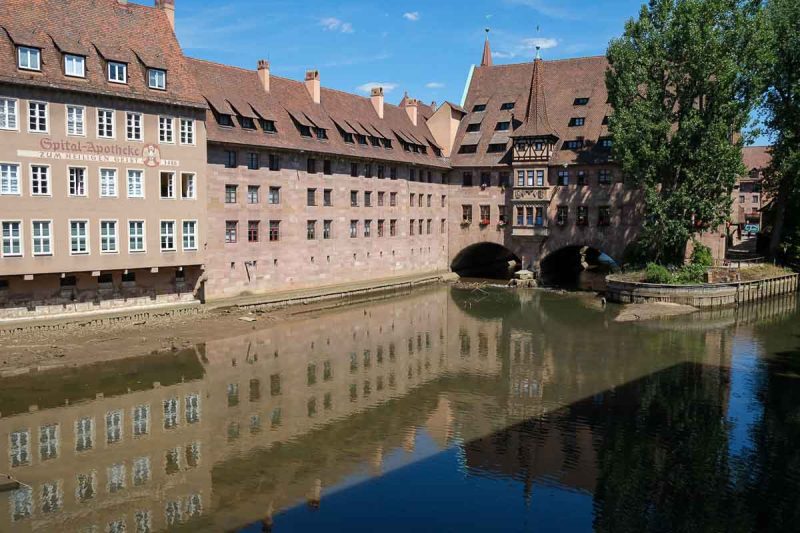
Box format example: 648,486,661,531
0,0,205,108
512,57,558,139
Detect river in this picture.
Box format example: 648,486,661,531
1,286,799,532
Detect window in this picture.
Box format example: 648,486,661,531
64,54,85,77
441,218,446,233
557,205,568,226
183,220,198,250
247,185,259,204
753,194,760,204
536,170,545,186
10,430,30,467
269,153,281,171
351,190,359,207
564,139,583,149
129,221,145,252
472,104,486,112
225,221,238,243
557,170,569,186
577,171,587,186
29,164,49,195
577,206,589,226
148,68,166,90
495,121,510,131
247,220,259,242
599,137,613,148
132,405,149,436
323,220,332,239
307,220,316,240
186,394,200,424
569,117,585,127
480,172,491,187
427,219,432,234
125,169,144,198
390,219,397,236
240,116,256,129
307,158,317,174
160,220,176,251
69,167,86,196
390,192,397,206
480,205,490,224
268,186,280,204
409,219,415,236
466,123,481,133
1,221,22,257
350,162,358,177
244,152,259,170
225,150,237,168
29,101,47,132
573,97,590,105
75,417,93,452
39,424,58,460
377,165,385,179
0,98,18,130
365,164,373,179
739,194,745,204
500,102,515,110
598,169,612,185
97,109,114,138
260,119,276,133
99,168,117,197
462,205,473,223
377,219,385,237
593,205,611,227
163,398,179,429
180,119,195,144
133,457,150,486
126,112,142,141
177,173,195,200
376,191,384,207
160,172,176,198
108,61,127,83
323,188,332,206
350,220,358,238
526,206,534,226
62,105,85,137
323,159,332,175
218,113,233,127
307,188,316,206
364,219,372,237
106,410,123,444
488,143,507,153
602,115,610,125
219,185,237,205
159,116,174,143
269,220,280,241
316,127,328,140
100,220,118,253
427,194,432,207
18,46,40,70
458,144,478,154
462,172,473,187
390,166,398,180
70,220,88,254
365,191,372,207
535,206,545,227
32,220,51,255
409,168,417,182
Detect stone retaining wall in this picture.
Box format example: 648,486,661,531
606,273,799,308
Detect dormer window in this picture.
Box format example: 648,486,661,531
64,54,85,78
18,46,41,71
108,62,127,84
299,124,312,137
259,119,276,133
602,115,609,125
384,139,393,149
487,143,507,153
239,116,256,130
573,97,590,105
369,136,380,147
343,132,354,143
217,114,233,127
472,104,486,112
500,102,515,110
315,128,328,140
495,121,510,131
432,146,441,157
356,134,367,145
466,123,481,133
148,68,166,90
564,139,583,149
568,117,586,127
458,145,477,154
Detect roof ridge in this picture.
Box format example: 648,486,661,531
478,54,607,69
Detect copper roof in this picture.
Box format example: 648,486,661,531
188,58,449,169
0,0,205,108
451,56,613,168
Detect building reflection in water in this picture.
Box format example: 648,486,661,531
0,288,798,532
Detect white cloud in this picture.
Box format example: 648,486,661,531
506,0,582,21
403,11,420,21
356,82,399,94
319,17,355,33
425,82,445,89
491,51,516,59
521,37,559,50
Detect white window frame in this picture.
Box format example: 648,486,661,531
180,172,196,199
31,219,52,256
68,166,88,197
69,219,90,255
126,111,143,141
108,61,127,84
1,220,23,257
160,171,176,199
132,404,150,437
159,116,175,144
0,98,18,131
182,219,198,251
163,397,179,429
39,424,59,461
127,168,145,198
128,220,146,253
160,220,176,252
75,417,94,452
64,54,85,78
148,68,166,90
179,118,195,145
185,393,201,424
97,108,115,139
17,46,40,71
105,409,123,444
1,162,21,196
99,219,119,254
99,168,118,198
28,101,48,133
10,429,30,467
66,105,85,136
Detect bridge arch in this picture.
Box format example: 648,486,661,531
539,244,620,288
451,242,521,279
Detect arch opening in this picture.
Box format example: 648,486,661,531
539,246,619,290
451,242,521,280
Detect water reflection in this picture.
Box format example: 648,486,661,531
0,288,798,532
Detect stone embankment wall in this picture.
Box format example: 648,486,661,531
606,273,799,308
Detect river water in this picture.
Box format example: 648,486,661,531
1,286,799,532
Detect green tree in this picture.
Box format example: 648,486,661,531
606,0,764,265
761,0,800,263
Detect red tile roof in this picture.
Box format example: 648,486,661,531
188,58,449,169
451,56,613,168
0,0,205,108
742,146,771,172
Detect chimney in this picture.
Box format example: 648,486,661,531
257,59,270,93
155,0,175,30
370,87,384,119
305,69,320,104
404,98,419,126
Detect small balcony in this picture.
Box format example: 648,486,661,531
511,225,549,238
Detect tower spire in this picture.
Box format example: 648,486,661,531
511,47,558,140
481,28,493,67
